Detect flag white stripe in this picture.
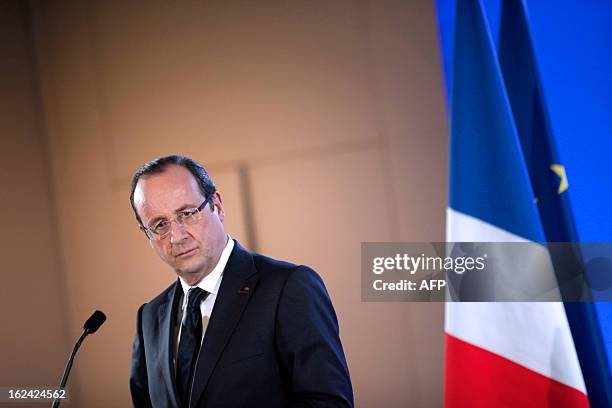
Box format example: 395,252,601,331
445,207,587,394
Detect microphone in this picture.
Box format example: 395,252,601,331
83,310,106,334
52,310,107,408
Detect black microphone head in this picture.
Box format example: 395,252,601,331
83,310,106,334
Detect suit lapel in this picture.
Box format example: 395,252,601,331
157,279,183,408
189,241,259,408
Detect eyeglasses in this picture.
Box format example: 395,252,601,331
141,199,209,241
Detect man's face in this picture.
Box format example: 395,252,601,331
133,164,227,285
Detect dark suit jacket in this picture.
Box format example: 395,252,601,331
130,240,353,408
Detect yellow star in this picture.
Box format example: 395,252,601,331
549,164,568,194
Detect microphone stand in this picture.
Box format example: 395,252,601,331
51,328,90,408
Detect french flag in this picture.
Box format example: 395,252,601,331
443,0,606,406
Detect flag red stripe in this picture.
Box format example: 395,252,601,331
445,333,590,408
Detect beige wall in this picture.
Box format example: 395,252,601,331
4,0,449,406
0,1,70,406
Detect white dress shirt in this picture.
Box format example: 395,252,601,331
175,235,234,355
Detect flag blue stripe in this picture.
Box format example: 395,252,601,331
449,0,544,243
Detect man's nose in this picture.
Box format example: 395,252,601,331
169,220,189,243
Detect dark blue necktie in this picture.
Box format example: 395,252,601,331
176,287,209,407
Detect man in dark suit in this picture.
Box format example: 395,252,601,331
129,155,353,408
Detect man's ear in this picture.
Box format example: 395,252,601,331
137,222,152,244
212,191,225,222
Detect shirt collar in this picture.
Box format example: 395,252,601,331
179,234,234,297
